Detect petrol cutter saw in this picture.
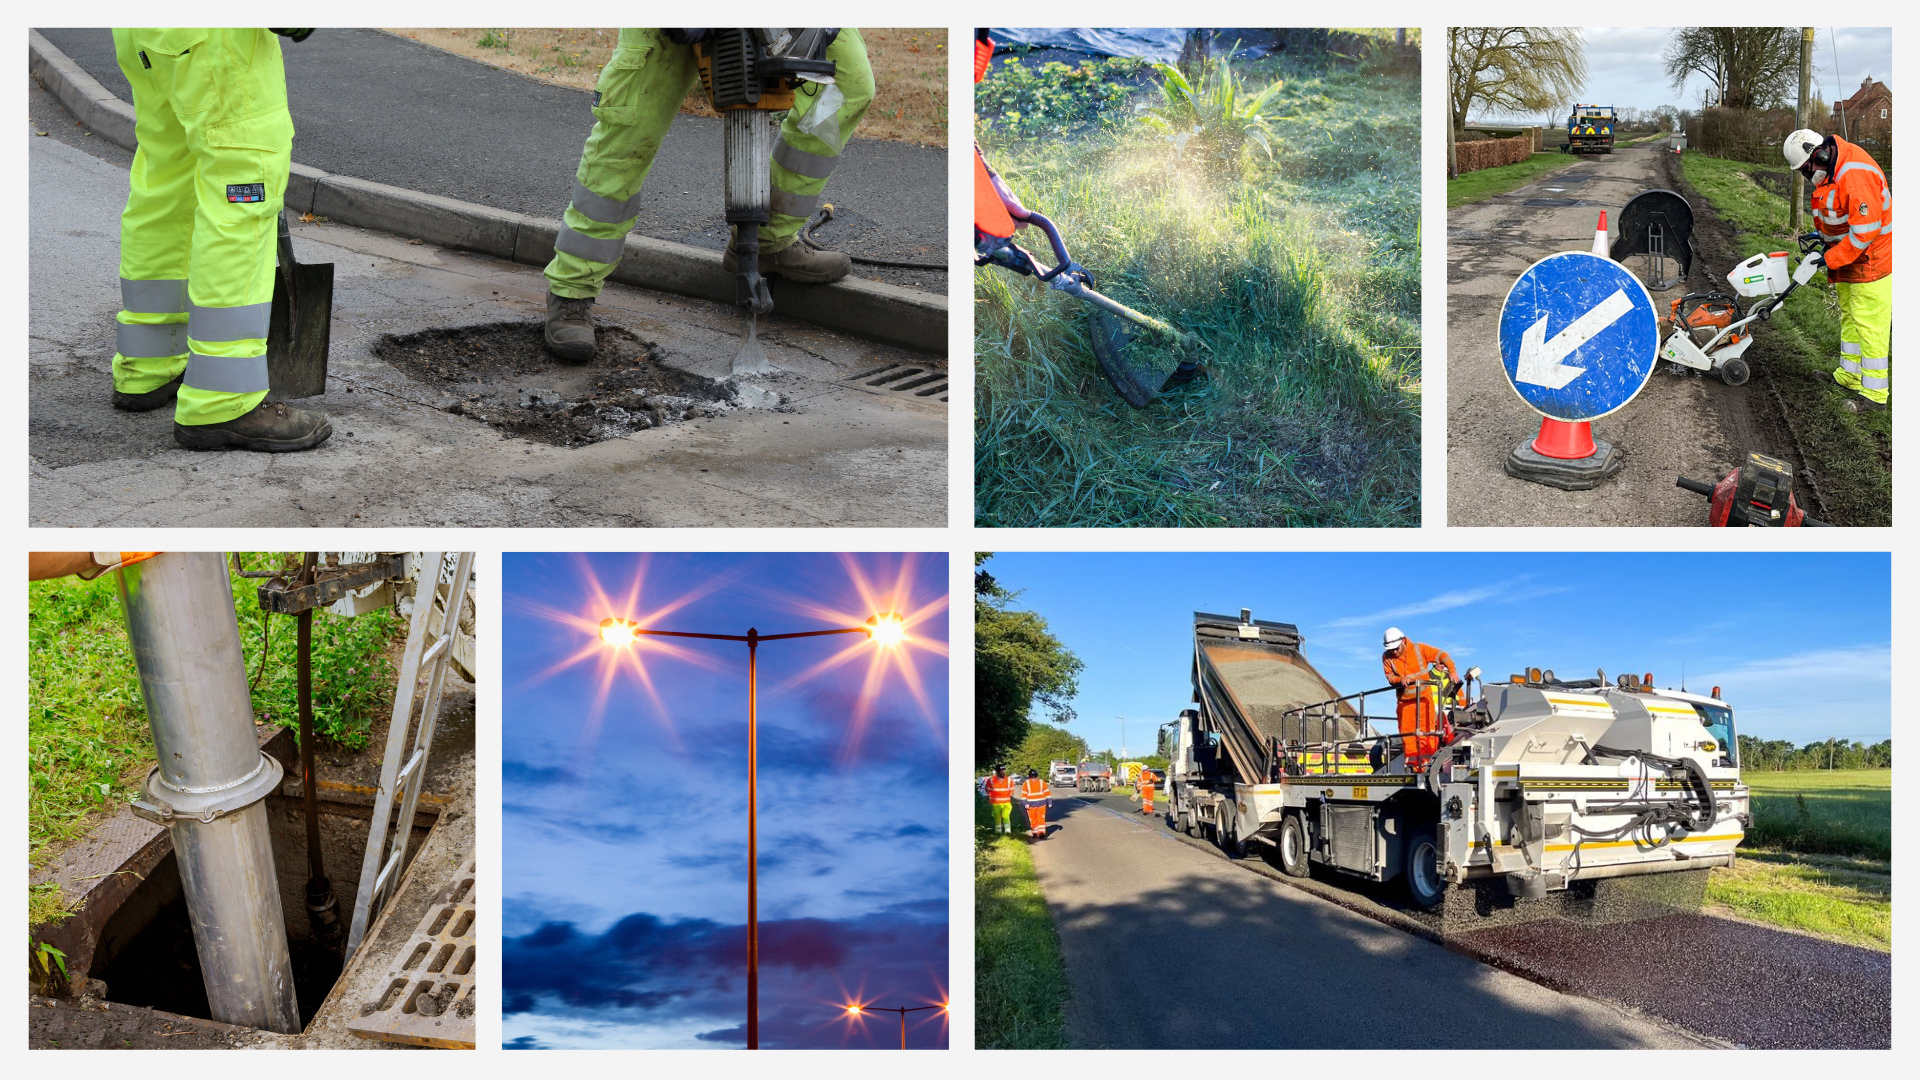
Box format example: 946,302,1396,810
974,149,1203,408
1656,233,1825,387
688,28,838,373
1677,450,1829,526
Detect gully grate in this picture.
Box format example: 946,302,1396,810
847,363,948,402
348,855,476,1049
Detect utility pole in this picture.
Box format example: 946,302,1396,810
1116,716,1127,760
1792,27,1814,234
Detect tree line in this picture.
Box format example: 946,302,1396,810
1736,735,1892,772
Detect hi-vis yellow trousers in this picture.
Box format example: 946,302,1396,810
1833,275,1892,405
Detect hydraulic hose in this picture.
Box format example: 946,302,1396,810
802,206,948,269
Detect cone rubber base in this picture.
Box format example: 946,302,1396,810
1505,434,1624,490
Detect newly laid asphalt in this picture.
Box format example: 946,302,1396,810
36,28,946,291
1021,791,1701,1048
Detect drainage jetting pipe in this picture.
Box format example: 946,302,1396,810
119,552,301,1035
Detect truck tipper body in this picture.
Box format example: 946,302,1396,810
1165,609,1748,907
1565,104,1616,154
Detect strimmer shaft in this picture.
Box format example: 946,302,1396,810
119,553,301,1035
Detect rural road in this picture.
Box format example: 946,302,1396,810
28,105,946,528
35,27,946,293
1023,791,1702,1048
1447,141,1770,526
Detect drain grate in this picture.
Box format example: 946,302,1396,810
847,362,948,402
349,856,476,1049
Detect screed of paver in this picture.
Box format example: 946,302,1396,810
29,132,945,528
1026,794,1701,1049
1446,144,1763,526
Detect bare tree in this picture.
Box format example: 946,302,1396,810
1448,27,1587,130
1664,27,1799,110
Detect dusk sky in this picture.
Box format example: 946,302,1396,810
502,552,950,1049
983,552,1890,757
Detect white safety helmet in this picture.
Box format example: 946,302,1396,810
1383,627,1406,651
1783,129,1824,170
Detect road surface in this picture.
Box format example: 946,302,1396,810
1022,790,1701,1048
27,105,946,528
1447,142,1773,526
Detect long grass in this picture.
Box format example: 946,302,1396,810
975,796,1069,1048
1740,768,1890,860
1678,153,1890,526
1446,151,1576,208
1705,769,1891,949
975,46,1420,527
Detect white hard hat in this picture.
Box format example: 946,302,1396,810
1783,129,1824,169
1383,627,1406,650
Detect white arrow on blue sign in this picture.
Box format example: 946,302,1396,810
1498,250,1661,422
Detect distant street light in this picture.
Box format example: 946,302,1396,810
843,1000,948,1049
598,611,907,1050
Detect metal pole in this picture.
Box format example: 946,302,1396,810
1793,28,1813,234
296,554,344,958
118,553,300,1034
746,629,759,1051
899,1007,906,1049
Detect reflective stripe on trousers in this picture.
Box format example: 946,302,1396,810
183,301,272,394
1840,342,1863,374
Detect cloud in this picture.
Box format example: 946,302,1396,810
1326,581,1523,629
1691,645,1891,741
503,760,573,786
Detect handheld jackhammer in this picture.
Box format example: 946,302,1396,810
1677,450,1830,527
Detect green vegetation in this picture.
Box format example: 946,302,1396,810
1003,722,1090,777
1447,151,1574,207
1741,768,1889,861
28,555,404,924
976,42,1420,527
1679,152,1890,526
975,795,1069,1048
974,555,1083,765
1707,850,1889,951
975,54,1149,140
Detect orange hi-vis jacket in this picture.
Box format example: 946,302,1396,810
1811,137,1892,283
985,774,1013,805
1383,642,1457,700
1019,777,1051,804
1137,771,1155,794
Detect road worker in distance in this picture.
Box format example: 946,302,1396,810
1784,128,1893,412
1137,766,1155,816
1020,768,1051,839
1381,627,1457,773
984,763,1013,835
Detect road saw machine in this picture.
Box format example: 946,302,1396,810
1656,233,1827,387
1165,610,1748,910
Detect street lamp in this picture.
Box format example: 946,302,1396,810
844,1001,948,1049
597,611,908,1049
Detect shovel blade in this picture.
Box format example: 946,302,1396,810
266,261,333,399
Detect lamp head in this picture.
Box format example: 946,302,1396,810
865,612,907,647
599,617,639,647
845,1004,863,1016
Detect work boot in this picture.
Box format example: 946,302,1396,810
173,400,333,452
723,235,852,285
1844,395,1889,414
544,291,597,363
112,374,184,412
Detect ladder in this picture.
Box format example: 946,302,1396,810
346,551,476,958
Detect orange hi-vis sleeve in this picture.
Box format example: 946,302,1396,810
975,147,1017,239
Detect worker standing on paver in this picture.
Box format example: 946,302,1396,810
1019,768,1051,839
1382,628,1457,772
1785,128,1893,412
542,29,875,362
985,764,1014,835
1136,767,1155,816
108,28,333,452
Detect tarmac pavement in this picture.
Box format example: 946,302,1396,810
35,28,947,293
29,128,946,528
1022,791,1701,1048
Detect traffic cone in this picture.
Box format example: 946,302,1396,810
1530,417,1598,459
1592,211,1609,257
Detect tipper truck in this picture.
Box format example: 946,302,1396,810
1564,104,1616,154
1164,609,1748,908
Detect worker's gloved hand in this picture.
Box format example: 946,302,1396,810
270,29,315,42
1793,250,1825,286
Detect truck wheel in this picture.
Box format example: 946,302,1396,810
1719,358,1750,387
1277,814,1311,878
1401,827,1446,910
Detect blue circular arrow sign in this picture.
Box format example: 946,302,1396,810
1498,250,1660,422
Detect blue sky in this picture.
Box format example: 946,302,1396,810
983,552,1890,755
502,552,949,1050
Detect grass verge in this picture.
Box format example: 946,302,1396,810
975,796,1068,1048
1677,152,1890,525
384,28,948,146
28,555,403,925
1707,850,1889,951
1446,152,1575,208
1741,768,1889,860
976,42,1419,526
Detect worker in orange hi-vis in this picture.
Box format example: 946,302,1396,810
1381,627,1458,772
1019,768,1051,839
984,764,1014,835
1137,768,1156,815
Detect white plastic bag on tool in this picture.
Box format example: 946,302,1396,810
797,82,848,152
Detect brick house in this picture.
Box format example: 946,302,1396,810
1832,75,1892,142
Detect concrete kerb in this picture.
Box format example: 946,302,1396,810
29,31,946,355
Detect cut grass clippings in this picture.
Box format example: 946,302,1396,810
385,28,948,147
975,797,1069,1048
976,41,1419,527
28,555,405,927
1447,151,1577,208
1677,152,1890,526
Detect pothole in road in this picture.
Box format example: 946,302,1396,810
372,321,767,449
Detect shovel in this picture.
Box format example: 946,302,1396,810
266,211,333,398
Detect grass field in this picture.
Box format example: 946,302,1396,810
975,38,1420,527
385,28,948,146
27,556,402,929
1707,769,1892,950
975,797,1069,1048
1446,151,1575,207
1678,153,1890,526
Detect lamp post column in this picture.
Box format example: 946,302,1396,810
746,628,759,1051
